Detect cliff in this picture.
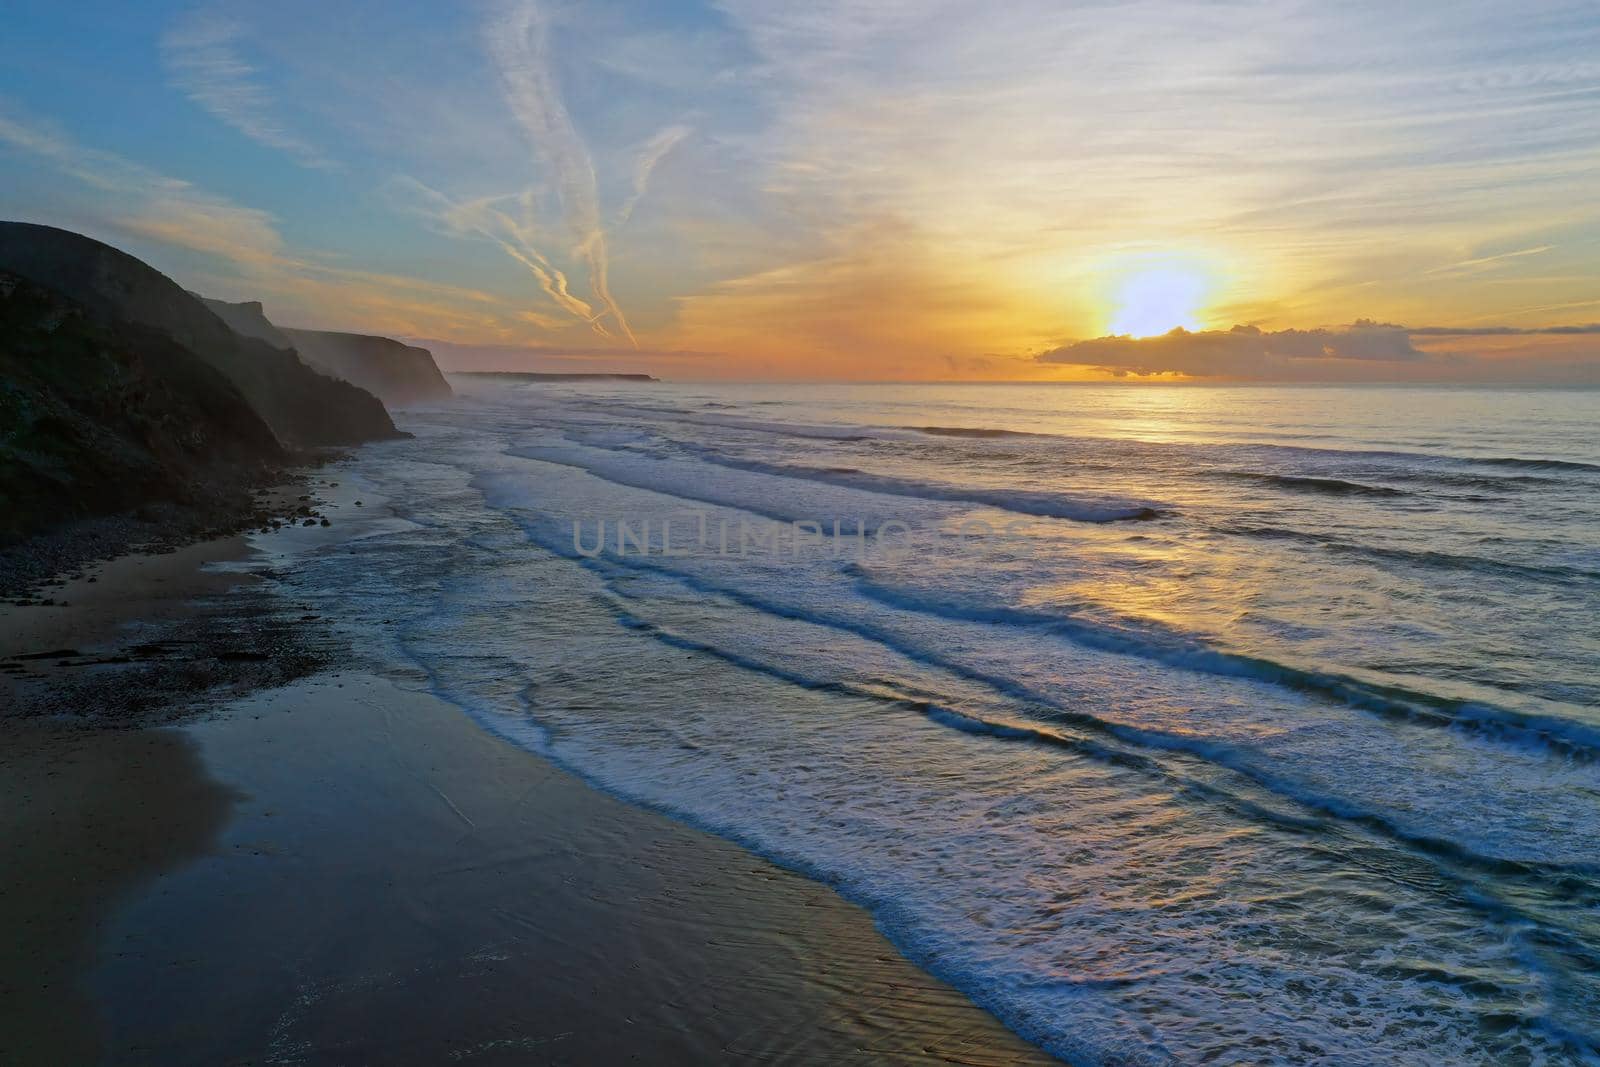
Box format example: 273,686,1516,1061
0,271,284,544
200,299,452,407
281,328,451,407
0,223,401,447
197,297,293,350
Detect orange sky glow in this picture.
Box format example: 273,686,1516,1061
3,1,1599,382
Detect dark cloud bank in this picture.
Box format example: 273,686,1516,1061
1037,321,1600,382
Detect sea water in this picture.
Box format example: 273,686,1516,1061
273,381,1600,1064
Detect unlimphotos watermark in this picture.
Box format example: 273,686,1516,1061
571,512,1043,560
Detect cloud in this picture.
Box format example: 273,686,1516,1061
703,0,1600,367
1424,245,1553,277
383,176,608,332
485,0,635,345
161,7,336,169
670,218,1050,379
0,104,525,341
0,101,284,262
616,124,692,228
14,1,1600,382
1039,320,1600,381
1409,323,1600,336
1038,322,1425,377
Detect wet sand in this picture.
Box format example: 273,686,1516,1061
1,537,283,1064
0,724,232,1065
1,529,1055,1064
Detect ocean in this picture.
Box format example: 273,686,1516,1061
269,380,1600,1064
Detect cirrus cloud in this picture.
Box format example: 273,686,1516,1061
161,7,336,170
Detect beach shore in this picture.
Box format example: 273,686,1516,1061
0,510,1054,1064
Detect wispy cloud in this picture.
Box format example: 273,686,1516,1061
616,124,692,228
383,177,609,332
0,101,283,261
704,0,1600,352
484,0,635,345
161,6,336,170
1425,245,1554,276
0,104,520,340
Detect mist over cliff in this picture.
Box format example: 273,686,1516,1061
200,298,452,408
0,223,400,448
0,222,405,548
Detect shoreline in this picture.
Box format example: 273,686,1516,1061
0,502,1056,1064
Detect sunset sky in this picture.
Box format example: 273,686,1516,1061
4,0,1599,381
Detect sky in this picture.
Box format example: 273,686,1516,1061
2,0,1600,382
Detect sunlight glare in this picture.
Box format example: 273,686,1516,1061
1107,266,1208,337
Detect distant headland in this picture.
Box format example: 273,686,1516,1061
453,371,661,383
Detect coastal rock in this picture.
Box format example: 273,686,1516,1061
0,271,282,543
0,222,403,448
282,328,452,407
194,297,293,349
201,298,451,407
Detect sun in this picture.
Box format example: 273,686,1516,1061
1106,262,1210,337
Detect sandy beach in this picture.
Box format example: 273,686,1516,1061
0,509,1054,1065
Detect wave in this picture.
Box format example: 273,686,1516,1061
447,488,1600,993
602,598,1367,840
1477,456,1600,473
577,403,884,442
848,576,1600,763
489,443,1595,761
1223,443,1600,477
568,402,1600,485
903,705,1596,883
897,420,1596,468
1217,471,1409,497
507,444,853,528
485,476,1600,835
1391,470,1562,492
506,442,1146,534
670,449,1165,523
1220,524,1600,583
556,545,1600,881
907,425,1044,439
897,424,1600,480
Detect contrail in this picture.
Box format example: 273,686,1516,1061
486,0,636,346
384,176,613,338
616,125,692,228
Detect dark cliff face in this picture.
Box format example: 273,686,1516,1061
0,271,284,544
195,296,293,350
201,297,452,408
280,328,453,408
0,222,402,447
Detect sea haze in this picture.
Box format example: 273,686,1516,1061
277,381,1600,1064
